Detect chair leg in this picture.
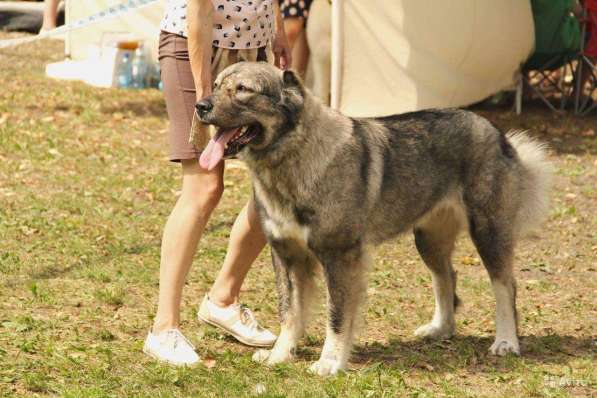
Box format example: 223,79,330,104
577,56,596,116
574,58,584,115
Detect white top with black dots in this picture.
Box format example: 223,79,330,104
161,0,275,49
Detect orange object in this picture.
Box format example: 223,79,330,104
117,41,140,50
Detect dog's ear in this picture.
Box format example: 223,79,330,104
282,70,301,89
280,69,304,113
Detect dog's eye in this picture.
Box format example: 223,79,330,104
236,84,252,93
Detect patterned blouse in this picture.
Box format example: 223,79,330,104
161,0,275,49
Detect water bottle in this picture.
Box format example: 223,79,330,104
116,52,133,88
131,45,148,89
147,62,162,89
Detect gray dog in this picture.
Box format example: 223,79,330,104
196,62,552,376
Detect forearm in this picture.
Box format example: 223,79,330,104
187,0,215,99
271,0,292,69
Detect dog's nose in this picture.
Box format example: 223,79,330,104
195,99,213,117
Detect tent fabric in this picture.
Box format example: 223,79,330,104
338,0,535,117
66,1,163,61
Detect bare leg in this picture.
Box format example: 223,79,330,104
208,194,267,306
284,17,310,78
41,0,59,31
291,30,310,79
153,159,224,332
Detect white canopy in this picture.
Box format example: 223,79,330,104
65,0,163,60
63,0,534,115
334,0,535,116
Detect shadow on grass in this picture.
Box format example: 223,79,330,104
347,334,595,373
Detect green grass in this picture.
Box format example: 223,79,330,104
1,34,596,397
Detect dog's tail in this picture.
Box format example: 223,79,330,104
507,130,553,236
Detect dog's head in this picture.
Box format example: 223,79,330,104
196,62,304,169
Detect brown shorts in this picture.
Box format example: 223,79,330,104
158,31,268,162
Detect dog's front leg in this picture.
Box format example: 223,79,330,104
309,248,369,376
253,242,317,366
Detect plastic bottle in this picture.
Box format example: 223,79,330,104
147,62,161,89
116,52,133,88
131,45,148,89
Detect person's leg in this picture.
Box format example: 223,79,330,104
41,0,59,31
209,194,267,307
292,29,310,79
153,159,224,332
284,17,310,78
151,33,272,348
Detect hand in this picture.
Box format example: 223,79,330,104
272,28,292,70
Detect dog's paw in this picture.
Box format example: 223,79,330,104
489,339,520,356
252,349,271,363
308,358,345,377
252,348,294,365
414,323,454,340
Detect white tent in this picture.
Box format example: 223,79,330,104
332,0,535,117
59,0,534,114
45,1,164,86
64,0,163,61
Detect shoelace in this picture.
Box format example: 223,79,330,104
239,305,264,332
165,329,195,350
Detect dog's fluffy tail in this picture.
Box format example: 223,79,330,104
507,131,553,236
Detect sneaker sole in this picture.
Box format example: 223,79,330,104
197,314,276,348
142,346,200,367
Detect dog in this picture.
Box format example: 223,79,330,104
195,62,552,376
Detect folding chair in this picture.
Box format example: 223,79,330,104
515,0,581,114
574,2,597,115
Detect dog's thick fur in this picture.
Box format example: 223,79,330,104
198,62,552,376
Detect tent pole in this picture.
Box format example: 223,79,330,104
330,0,343,110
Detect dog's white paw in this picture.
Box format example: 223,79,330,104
252,349,271,363
308,358,345,377
414,323,454,340
252,348,294,365
489,339,520,356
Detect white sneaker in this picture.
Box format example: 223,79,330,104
143,329,200,366
198,295,277,347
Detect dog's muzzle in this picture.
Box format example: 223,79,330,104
195,98,213,119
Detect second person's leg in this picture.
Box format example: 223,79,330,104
209,195,267,306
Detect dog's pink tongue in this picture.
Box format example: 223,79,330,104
199,128,239,170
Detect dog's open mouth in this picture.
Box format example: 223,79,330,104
199,123,262,170
222,124,262,157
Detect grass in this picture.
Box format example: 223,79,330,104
1,33,596,397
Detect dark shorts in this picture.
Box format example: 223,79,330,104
281,0,313,19
158,31,267,162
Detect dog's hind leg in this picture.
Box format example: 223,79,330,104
309,247,369,376
413,206,462,340
467,209,520,356
253,241,317,365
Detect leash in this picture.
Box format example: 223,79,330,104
0,0,160,50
